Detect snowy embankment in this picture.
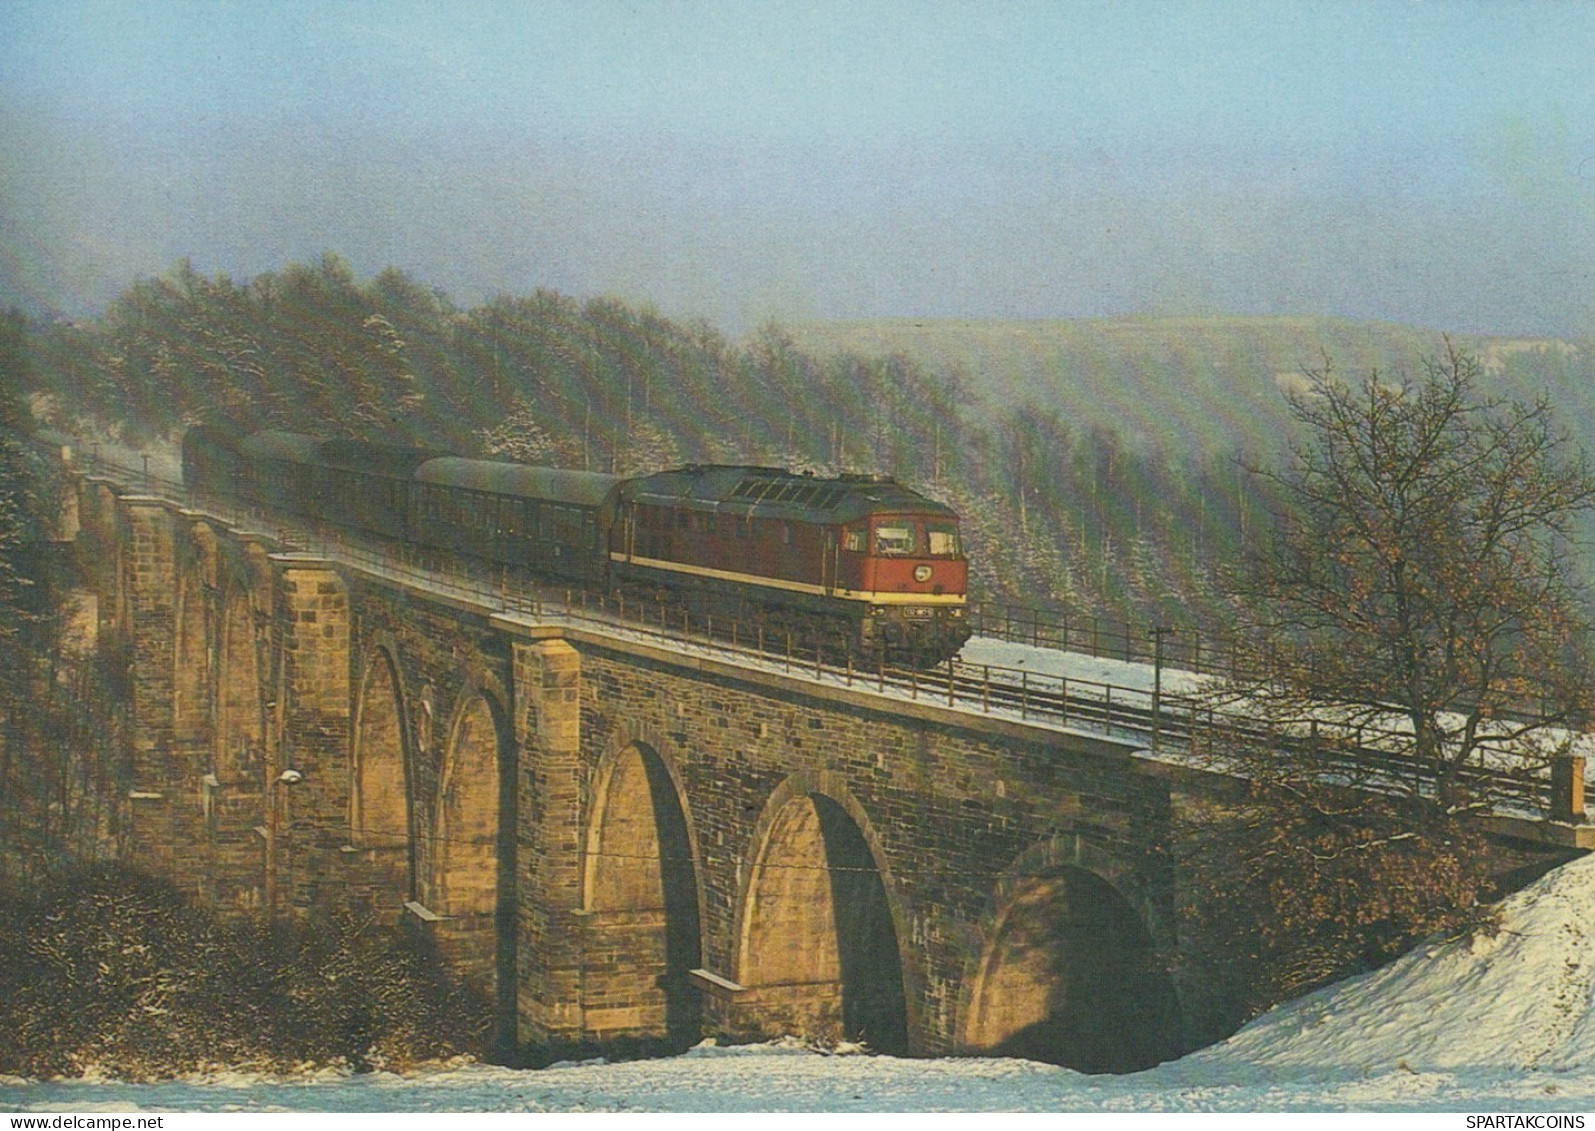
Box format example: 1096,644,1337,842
958,634,1207,696
6,854,1595,1112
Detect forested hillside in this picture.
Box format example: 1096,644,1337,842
7,255,1431,632
788,316,1595,455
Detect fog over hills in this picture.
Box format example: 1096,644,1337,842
786,316,1595,456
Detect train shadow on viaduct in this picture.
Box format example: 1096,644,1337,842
70,473,1287,1069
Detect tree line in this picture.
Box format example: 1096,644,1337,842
18,254,1276,631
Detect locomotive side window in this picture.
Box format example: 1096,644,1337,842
873,523,917,555
927,523,961,556
842,528,865,553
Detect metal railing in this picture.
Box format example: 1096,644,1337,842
969,601,1259,681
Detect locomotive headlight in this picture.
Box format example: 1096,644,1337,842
913,565,932,582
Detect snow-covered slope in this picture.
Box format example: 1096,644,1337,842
6,854,1595,1112
1206,853,1595,1076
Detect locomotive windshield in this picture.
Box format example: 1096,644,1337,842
926,522,961,556
873,523,918,555
851,517,964,557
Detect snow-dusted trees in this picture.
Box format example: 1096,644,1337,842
0,864,487,1078
19,255,1288,624
0,315,121,886
0,311,44,683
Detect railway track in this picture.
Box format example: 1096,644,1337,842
63,442,1568,821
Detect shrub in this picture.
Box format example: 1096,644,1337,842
0,863,487,1080
1177,789,1500,1023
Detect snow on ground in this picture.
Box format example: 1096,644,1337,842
7,854,1595,1113
958,635,1595,805
959,635,1207,696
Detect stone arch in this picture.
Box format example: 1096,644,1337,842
429,676,516,1028
581,727,703,1046
350,642,414,908
432,682,511,919
241,541,276,611
190,521,220,588
96,486,131,643
734,775,909,1053
962,836,1182,1073
215,589,264,782
171,523,215,746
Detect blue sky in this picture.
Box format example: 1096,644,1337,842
4,1,1595,335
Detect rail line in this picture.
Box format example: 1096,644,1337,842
64,443,1572,822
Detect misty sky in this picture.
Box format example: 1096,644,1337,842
3,1,1595,337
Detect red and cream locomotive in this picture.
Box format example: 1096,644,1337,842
183,428,971,663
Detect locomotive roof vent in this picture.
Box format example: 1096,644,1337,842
730,475,850,510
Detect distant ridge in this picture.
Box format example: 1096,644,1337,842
785,315,1595,455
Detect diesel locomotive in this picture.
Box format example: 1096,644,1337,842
182,427,972,663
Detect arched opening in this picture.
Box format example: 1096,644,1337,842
352,649,412,912
172,570,210,748
208,592,267,914
431,688,517,1049
94,487,128,637
434,694,502,919
216,595,262,782
584,741,702,1047
739,792,907,1053
965,867,1181,1073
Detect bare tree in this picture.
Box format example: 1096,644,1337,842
1183,345,1595,1019
1230,343,1595,809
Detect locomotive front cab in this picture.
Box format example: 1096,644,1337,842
840,514,968,598
838,510,971,661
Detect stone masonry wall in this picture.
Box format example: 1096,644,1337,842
564,638,1176,1057
85,476,1198,1064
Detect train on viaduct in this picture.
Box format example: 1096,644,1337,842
36,444,1593,1072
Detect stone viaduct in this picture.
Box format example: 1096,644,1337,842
55,460,1588,1072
